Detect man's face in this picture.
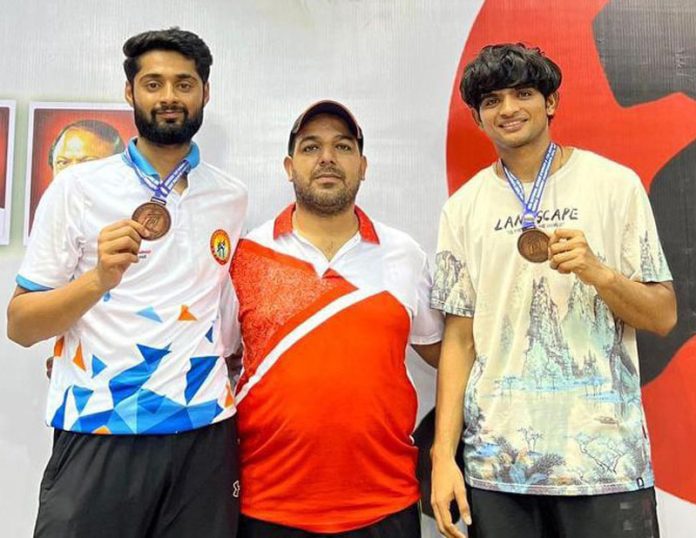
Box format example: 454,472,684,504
52,128,117,176
125,50,209,145
474,86,558,151
284,114,367,216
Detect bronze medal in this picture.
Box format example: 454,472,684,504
517,228,549,263
132,201,171,240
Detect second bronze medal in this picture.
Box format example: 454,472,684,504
517,228,549,263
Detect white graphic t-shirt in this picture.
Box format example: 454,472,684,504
432,149,672,495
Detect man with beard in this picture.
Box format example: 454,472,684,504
7,28,246,537
229,101,443,537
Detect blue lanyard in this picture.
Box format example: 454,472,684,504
502,143,557,230
122,140,198,204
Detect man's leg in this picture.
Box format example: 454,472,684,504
552,488,660,538
151,417,240,538
34,429,169,538
466,487,549,538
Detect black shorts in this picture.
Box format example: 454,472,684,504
238,503,421,538
34,417,240,538
467,486,660,538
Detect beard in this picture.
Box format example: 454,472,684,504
292,166,360,217
133,101,204,145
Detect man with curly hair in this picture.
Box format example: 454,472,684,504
430,43,675,538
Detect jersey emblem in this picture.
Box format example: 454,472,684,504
210,229,231,265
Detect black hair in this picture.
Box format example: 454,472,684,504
48,119,125,167
122,27,213,84
461,43,562,111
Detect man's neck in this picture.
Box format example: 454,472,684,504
293,204,359,261
497,134,554,183
136,137,191,180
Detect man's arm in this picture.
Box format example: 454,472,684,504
431,314,475,538
549,229,677,336
9,275,110,347
7,220,147,347
412,342,441,368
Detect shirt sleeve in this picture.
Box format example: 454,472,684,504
17,171,84,291
409,256,444,345
431,204,476,317
619,177,672,283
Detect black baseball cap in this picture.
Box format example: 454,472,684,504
288,100,364,155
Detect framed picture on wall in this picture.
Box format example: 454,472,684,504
24,102,136,244
0,100,16,245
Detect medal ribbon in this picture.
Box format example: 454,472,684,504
122,140,199,204
502,142,557,230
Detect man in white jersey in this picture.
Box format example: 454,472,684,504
7,28,246,537
429,43,676,538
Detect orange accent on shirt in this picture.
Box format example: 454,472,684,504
178,305,198,321
224,382,235,408
53,337,65,358
72,343,85,371
93,426,111,435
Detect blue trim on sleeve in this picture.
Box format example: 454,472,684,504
16,274,53,292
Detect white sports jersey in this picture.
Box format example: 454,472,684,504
18,142,247,435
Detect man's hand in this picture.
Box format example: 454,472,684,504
548,228,613,287
431,456,470,538
94,220,149,291
7,220,150,348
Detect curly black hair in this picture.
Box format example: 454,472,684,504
461,43,562,111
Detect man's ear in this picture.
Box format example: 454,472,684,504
283,156,294,181
359,155,367,182
203,82,210,106
546,91,560,118
470,108,482,128
125,81,134,107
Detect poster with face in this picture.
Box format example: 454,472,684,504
23,102,136,243
0,101,16,245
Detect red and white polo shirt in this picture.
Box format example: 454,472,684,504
230,204,442,533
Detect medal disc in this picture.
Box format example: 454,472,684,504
132,202,171,240
517,228,549,263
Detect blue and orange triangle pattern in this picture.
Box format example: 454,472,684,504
51,342,226,434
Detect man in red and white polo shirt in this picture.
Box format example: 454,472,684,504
230,101,443,537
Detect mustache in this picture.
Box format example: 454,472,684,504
311,166,345,180
153,105,188,115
